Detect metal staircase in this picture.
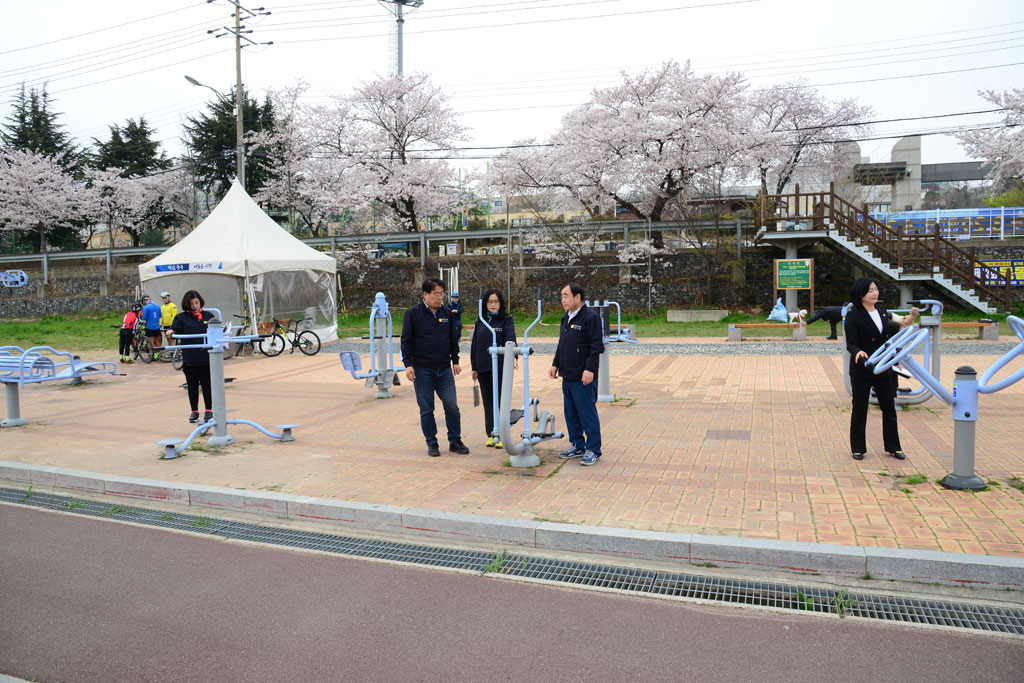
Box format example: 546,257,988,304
755,183,1011,313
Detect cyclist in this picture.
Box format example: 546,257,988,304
159,291,179,347
119,301,142,363
140,295,163,360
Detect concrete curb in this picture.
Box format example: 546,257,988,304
3,461,1022,590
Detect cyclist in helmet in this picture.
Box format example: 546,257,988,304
119,301,142,363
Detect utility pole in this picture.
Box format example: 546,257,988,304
379,1,423,75
198,0,273,190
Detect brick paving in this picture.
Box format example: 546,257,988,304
3,337,1023,558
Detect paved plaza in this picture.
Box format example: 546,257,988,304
3,335,1023,560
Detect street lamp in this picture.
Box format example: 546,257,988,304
185,74,245,188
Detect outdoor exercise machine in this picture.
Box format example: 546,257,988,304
476,292,524,446
157,312,298,459
1,346,116,427
496,293,563,468
867,315,1024,491
586,299,639,402
842,299,944,407
339,292,404,399
1,270,28,288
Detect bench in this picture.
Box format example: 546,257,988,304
1,346,116,427
608,324,636,340
728,323,806,342
940,321,1000,341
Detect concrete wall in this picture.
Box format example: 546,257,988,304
3,243,1022,319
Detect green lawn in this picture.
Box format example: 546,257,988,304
2,304,1020,353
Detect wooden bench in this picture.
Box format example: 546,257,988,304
728,323,806,342
1,346,116,427
940,321,1000,340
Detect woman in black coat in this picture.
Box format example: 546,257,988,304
470,289,517,448
169,289,215,424
845,277,917,461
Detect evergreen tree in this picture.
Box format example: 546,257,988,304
1,85,79,170
182,88,275,198
92,117,170,177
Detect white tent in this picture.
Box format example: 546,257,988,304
139,179,338,341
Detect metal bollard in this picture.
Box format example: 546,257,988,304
941,366,985,491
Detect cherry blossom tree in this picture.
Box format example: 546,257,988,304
251,83,357,237
489,62,760,248
314,72,466,232
81,166,193,247
0,150,84,252
746,81,873,199
957,88,1024,186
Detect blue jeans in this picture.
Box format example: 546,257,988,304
562,379,601,455
412,366,461,446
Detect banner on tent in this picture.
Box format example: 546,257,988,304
155,262,224,273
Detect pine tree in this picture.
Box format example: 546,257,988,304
182,87,275,198
1,85,79,170
92,117,170,177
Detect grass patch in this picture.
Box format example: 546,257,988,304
1008,478,1024,492
482,550,507,573
897,473,929,486
190,517,212,528
100,505,129,516
161,513,174,521
65,500,83,510
544,462,565,480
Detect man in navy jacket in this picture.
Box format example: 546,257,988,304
548,282,605,466
401,278,469,457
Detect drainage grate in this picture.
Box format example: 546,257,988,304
3,486,1022,636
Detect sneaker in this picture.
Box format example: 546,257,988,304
203,410,213,422
580,450,601,466
189,411,199,424
449,440,470,454
486,437,495,448
426,444,441,457
558,444,585,459
494,440,503,449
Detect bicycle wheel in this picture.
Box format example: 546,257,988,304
223,338,236,360
259,333,285,357
296,330,321,356
172,348,184,370
136,336,153,364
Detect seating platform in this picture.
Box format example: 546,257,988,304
727,323,806,342
1,346,116,427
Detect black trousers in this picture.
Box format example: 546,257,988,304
850,367,902,453
118,329,133,356
477,371,503,438
182,363,212,412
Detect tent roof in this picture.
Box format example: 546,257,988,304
139,179,336,280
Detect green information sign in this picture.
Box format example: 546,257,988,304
776,259,812,290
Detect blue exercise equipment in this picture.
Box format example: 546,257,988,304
867,315,1024,490
339,292,405,399
586,299,639,402
157,311,297,459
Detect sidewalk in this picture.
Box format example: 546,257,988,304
2,338,1023,579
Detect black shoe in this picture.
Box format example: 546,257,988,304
189,411,199,424
449,440,470,454
427,444,441,457
889,451,906,460
852,452,865,460
826,336,838,340
203,410,213,422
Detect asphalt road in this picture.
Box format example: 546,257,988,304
1,503,1022,682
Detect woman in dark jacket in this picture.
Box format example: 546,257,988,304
169,289,215,424
845,277,917,461
470,289,517,447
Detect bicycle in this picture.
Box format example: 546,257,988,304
112,323,153,363
258,317,320,357
224,314,260,360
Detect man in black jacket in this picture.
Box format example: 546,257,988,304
548,282,605,466
401,278,469,457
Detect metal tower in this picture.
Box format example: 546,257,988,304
379,0,423,75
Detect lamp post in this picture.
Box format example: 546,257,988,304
185,74,245,188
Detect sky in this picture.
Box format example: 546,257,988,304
1,0,1022,175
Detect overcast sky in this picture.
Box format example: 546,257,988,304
2,0,1022,174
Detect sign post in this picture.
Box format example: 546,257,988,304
774,258,814,312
